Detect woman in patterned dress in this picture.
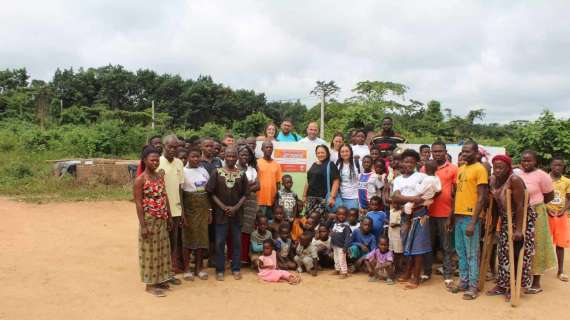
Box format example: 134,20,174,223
486,155,536,300
517,149,556,294
134,145,173,297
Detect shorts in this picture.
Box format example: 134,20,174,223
548,214,570,248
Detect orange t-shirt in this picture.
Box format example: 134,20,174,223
256,158,283,206
428,161,458,218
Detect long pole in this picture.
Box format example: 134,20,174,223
320,92,325,139
60,99,63,122
151,100,155,130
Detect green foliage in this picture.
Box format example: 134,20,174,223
507,110,570,168
232,112,272,138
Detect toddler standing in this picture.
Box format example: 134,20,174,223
329,207,352,279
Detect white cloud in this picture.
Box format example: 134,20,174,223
1,0,569,122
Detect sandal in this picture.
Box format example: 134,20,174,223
462,289,478,300
146,286,166,297
156,282,170,290
524,287,543,294
448,283,468,294
486,286,506,296
197,271,208,280
558,273,569,282
216,273,224,281
183,272,195,281
232,272,242,280
404,282,419,290
386,278,395,285
168,277,182,285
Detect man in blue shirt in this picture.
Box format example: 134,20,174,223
276,118,302,142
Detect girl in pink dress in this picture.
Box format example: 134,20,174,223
257,240,301,285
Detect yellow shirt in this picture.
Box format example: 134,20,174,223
455,162,488,216
547,176,570,213
158,156,185,217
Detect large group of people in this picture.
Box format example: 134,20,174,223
133,117,569,301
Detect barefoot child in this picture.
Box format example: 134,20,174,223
329,207,352,278
348,217,377,272
365,236,394,284
295,231,319,276
250,216,273,269
257,239,301,284
312,225,334,268
403,159,441,215
275,224,297,270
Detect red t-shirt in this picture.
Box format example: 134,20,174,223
428,161,458,218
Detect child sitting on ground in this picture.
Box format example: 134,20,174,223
274,175,299,221
257,239,301,285
294,231,319,276
250,216,273,270
312,224,334,269
403,159,441,215
348,217,377,273
269,206,286,239
329,207,352,279
365,236,394,284
348,208,360,232
275,224,297,270
366,196,387,239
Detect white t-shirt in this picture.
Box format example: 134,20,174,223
351,144,370,168
183,166,210,192
416,175,441,200
300,136,327,146
330,150,339,164
358,172,384,201
393,172,426,197
244,165,257,182
338,163,359,199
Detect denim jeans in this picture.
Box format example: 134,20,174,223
423,216,453,279
215,222,242,274
454,215,481,288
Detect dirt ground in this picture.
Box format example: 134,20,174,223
0,198,569,320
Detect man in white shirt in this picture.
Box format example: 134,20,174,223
299,122,326,147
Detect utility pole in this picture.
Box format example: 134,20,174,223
320,92,325,139
151,100,155,130
60,99,63,122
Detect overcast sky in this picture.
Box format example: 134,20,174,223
1,0,569,123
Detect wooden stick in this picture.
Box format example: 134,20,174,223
505,188,517,306
512,190,529,307
478,199,494,292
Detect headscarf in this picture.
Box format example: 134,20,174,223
492,154,512,176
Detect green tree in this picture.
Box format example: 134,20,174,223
232,112,272,138
507,110,570,169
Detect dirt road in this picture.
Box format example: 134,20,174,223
0,198,568,320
